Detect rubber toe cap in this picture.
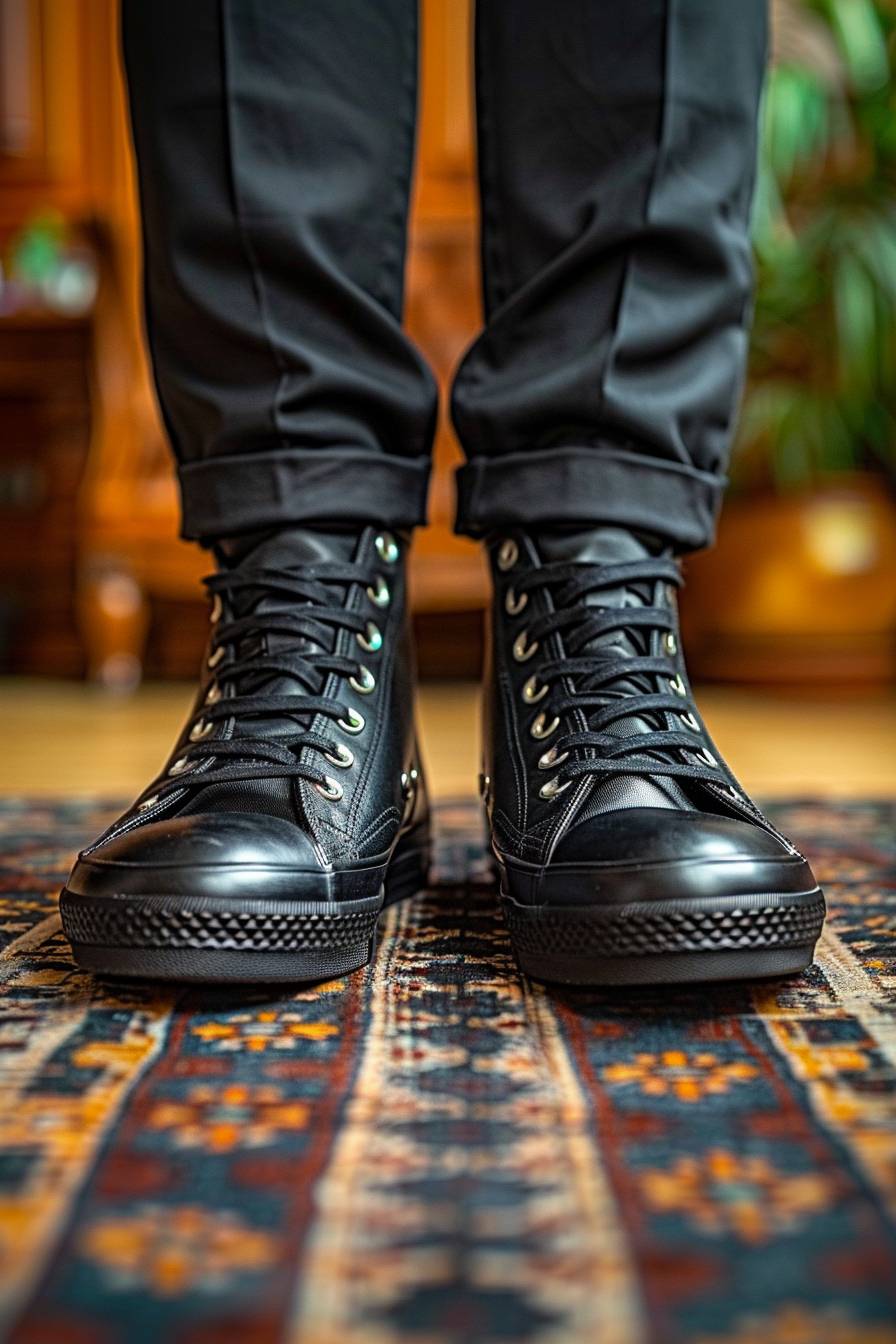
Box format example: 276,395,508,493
505,808,819,907
67,813,329,902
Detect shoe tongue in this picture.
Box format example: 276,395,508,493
534,526,655,662
216,525,364,741
532,526,691,814
534,526,655,569
217,525,359,582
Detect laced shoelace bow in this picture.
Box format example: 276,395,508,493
145,560,386,805
509,558,730,797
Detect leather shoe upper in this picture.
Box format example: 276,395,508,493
68,525,427,904
482,526,818,906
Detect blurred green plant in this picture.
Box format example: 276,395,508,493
736,0,896,490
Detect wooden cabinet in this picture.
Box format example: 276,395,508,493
0,309,91,673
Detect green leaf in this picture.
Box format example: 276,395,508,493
822,0,889,92
833,250,878,388
763,66,831,183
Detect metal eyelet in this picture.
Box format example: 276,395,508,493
337,708,365,735
538,746,569,771
210,594,223,623
325,743,354,769
513,631,539,663
505,587,528,616
725,785,741,801
356,621,383,653
669,673,687,697
314,777,344,802
138,794,160,812
539,776,571,801
207,645,225,669
350,665,376,695
375,532,399,565
680,711,700,732
367,576,390,608
696,747,716,767
189,719,214,742
663,632,677,656
205,682,221,705
168,756,191,776
530,711,559,740
522,674,548,704
497,539,518,571
400,766,419,798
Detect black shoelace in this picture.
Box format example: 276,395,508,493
510,558,730,795
149,560,385,802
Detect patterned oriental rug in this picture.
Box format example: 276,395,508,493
0,797,893,1344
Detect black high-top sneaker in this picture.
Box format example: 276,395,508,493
61,525,430,983
482,528,825,986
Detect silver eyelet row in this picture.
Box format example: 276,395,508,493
375,532,399,565
513,630,539,663
328,541,387,761
356,621,383,653
324,742,354,769
338,707,365,735
522,674,548,704
530,711,559,740
367,575,390,608
505,587,527,616
537,746,568,771
350,665,376,695
497,538,518,571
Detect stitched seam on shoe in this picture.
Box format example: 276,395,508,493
355,807,402,852
497,665,528,839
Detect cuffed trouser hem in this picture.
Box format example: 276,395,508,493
178,448,432,542
454,446,725,553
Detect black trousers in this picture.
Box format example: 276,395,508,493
122,0,767,553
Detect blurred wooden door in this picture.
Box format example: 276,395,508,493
0,0,145,675
408,0,487,611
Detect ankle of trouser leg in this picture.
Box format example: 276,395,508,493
178,448,431,545
453,446,724,554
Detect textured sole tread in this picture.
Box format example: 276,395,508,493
503,896,825,957
60,899,377,954
503,891,826,985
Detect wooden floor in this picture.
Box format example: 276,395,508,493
1,677,894,800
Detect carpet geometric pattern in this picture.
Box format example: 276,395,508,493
0,797,894,1344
